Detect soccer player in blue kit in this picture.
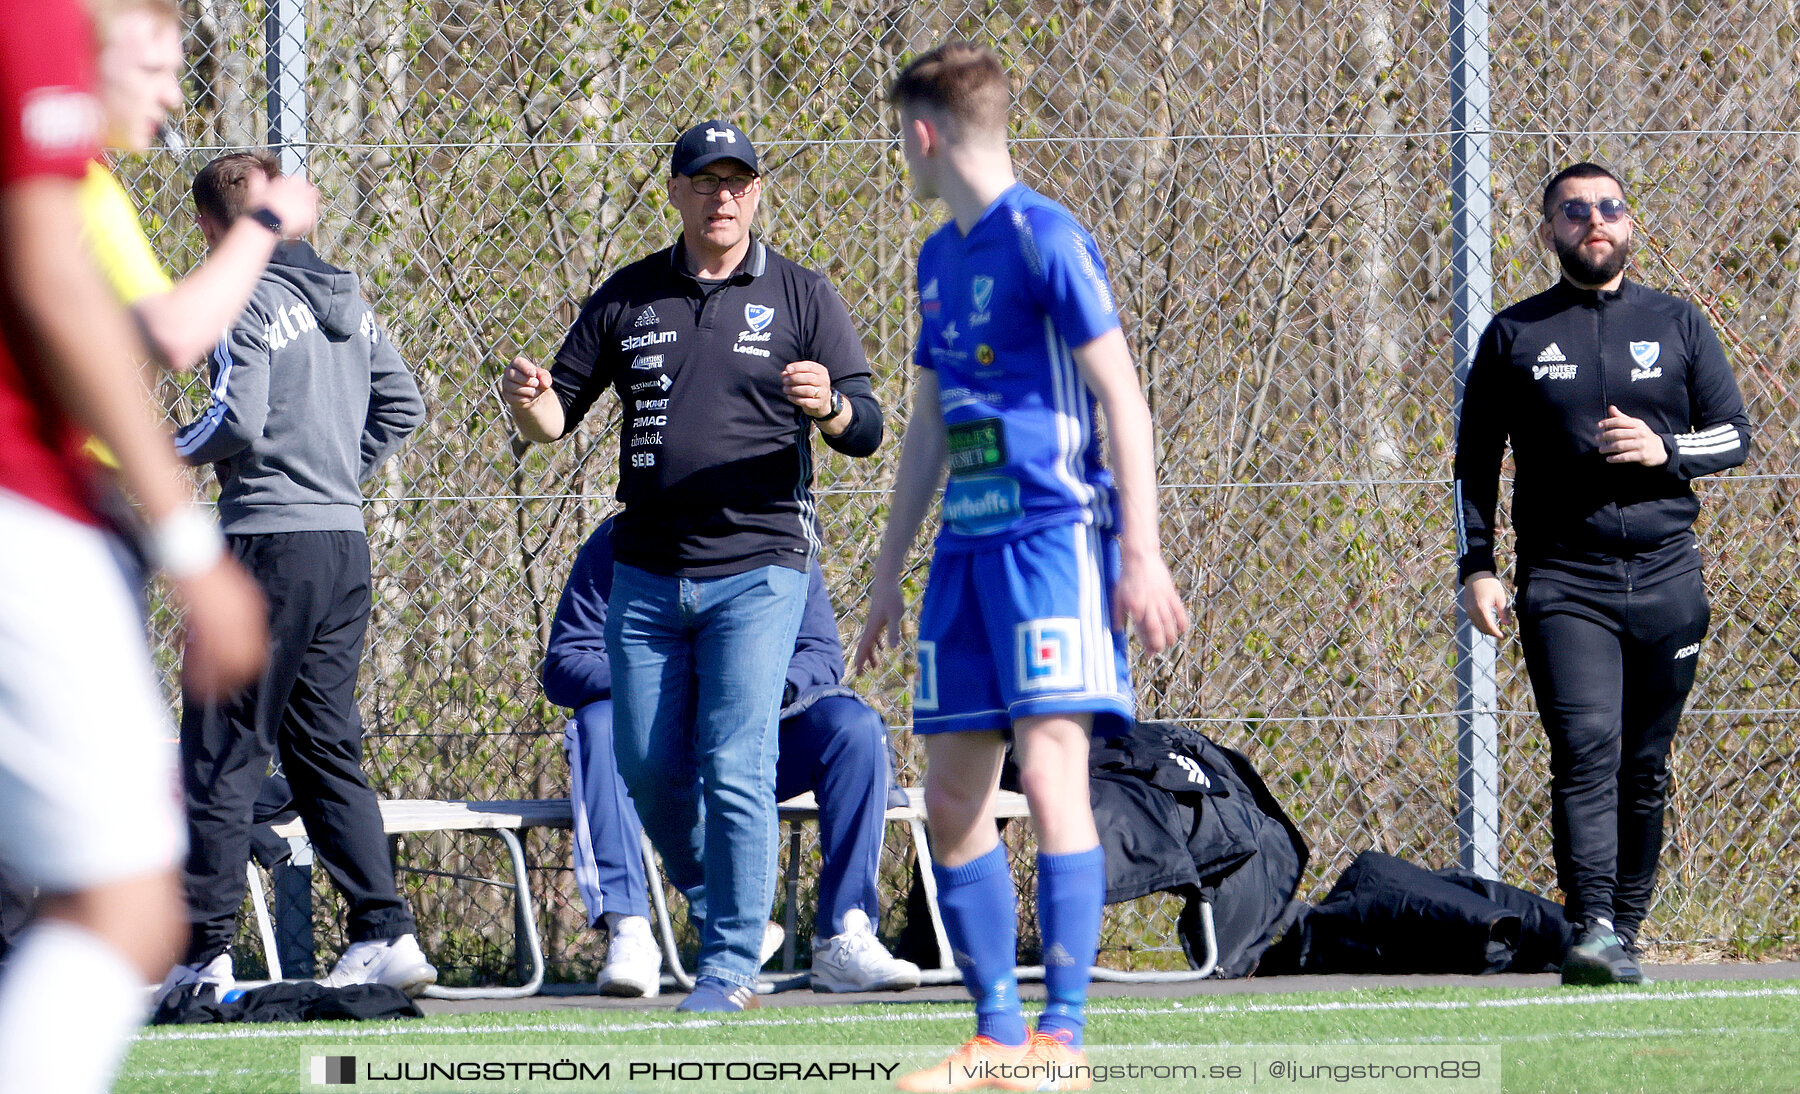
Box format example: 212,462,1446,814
856,41,1189,1093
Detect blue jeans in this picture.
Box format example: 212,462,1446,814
564,693,891,939
606,562,808,988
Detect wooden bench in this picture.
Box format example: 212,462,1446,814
256,787,1215,998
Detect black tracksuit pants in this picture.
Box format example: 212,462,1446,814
1516,566,1710,938
180,530,414,964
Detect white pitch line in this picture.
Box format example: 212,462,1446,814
1157,984,1800,1018
135,984,1800,1044
1118,1026,1793,1049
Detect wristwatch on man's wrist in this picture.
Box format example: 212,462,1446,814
807,388,845,421
247,206,284,237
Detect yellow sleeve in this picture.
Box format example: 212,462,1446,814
76,162,175,307
76,163,173,469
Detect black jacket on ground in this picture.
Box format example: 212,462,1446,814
1259,850,1572,976
1455,278,1750,589
151,980,421,1025
1087,721,1310,978
895,722,1307,978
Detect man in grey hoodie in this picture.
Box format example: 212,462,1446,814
162,152,434,1000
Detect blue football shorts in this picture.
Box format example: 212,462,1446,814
913,520,1133,737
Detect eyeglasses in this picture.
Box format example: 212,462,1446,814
1554,197,1629,224
687,173,757,196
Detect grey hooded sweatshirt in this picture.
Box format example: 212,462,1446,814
175,241,424,533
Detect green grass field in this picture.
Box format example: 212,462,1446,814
118,980,1800,1094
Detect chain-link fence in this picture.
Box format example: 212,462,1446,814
120,1,1799,983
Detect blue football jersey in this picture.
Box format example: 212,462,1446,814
914,183,1122,550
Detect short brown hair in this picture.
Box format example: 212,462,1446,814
890,40,1009,138
1541,161,1626,219
192,151,281,224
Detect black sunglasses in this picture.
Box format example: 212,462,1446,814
1554,198,1629,224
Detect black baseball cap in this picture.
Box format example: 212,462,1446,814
670,120,759,177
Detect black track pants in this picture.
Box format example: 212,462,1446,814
1517,567,1709,936
179,531,414,964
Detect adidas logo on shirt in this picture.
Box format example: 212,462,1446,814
1531,343,1575,380
634,306,659,328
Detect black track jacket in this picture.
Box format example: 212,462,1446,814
1455,278,1751,589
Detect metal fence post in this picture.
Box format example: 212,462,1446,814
1451,0,1500,879
265,0,307,177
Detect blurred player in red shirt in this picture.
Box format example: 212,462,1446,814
0,1,266,1090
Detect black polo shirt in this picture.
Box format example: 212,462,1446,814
550,237,881,577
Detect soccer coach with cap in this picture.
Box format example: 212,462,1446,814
502,119,883,1011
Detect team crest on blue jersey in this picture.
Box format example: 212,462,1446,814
745,303,775,332
1016,619,1083,692
914,642,938,711
1630,341,1660,369
970,276,994,327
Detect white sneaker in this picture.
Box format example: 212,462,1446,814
155,952,235,1007
597,916,662,998
319,933,437,997
810,909,921,992
761,920,785,967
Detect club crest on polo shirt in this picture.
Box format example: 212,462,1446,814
1630,340,1663,381
1016,619,1083,692
734,304,775,357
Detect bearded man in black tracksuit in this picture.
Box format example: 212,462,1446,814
1454,162,1751,986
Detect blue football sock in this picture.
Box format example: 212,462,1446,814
934,843,1027,1046
1034,845,1105,1047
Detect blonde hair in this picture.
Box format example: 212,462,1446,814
85,0,180,32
